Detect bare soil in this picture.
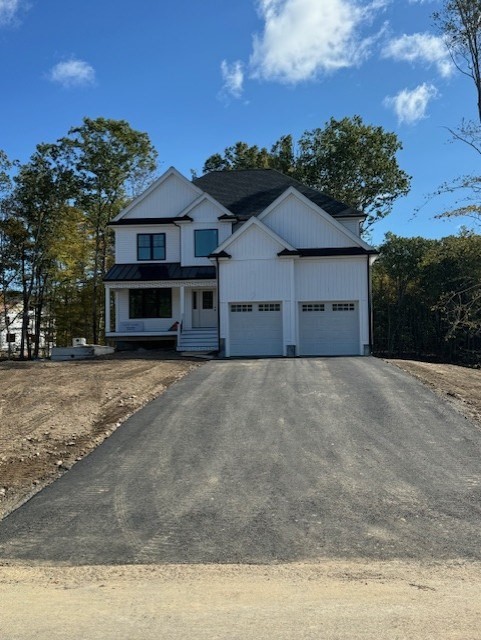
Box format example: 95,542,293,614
0,352,200,519
386,359,481,428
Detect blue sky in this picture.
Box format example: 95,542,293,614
0,0,478,244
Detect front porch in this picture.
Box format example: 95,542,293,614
105,279,219,352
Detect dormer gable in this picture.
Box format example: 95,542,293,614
113,167,203,222
176,193,235,223
211,217,297,260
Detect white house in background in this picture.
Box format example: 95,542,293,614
0,295,47,355
104,167,378,357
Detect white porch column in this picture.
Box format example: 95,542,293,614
180,286,185,321
105,286,111,334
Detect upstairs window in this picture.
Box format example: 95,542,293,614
194,229,218,257
137,233,166,261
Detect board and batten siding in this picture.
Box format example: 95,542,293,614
115,288,180,332
224,225,287,260
295,257,367,299
115,225,180,263
261,194,358,249
295,257,369,354
219,258,295,356
185,198,226,222
125,173,199,219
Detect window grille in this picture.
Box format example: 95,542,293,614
231,304,253,312
258,303,280,312
301,303,325,312
332,303,355,311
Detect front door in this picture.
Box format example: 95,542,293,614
192,289,217,328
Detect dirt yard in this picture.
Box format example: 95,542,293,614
386,359,481,427
0,352,200,519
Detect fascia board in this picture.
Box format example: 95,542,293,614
112,166,204,222
257,186,374,251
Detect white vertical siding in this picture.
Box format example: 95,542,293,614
115,225,180,263
295,257,367,300
220,259,292,301
224,225,284,260
262,194,358,248
187,198,227,222
126,174,199,218
295,257,369,350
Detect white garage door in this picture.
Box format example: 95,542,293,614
298,301,359,356
229,302,283,357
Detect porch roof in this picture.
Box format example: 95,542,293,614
104,263,216,282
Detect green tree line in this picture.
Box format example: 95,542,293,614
0,117,157,357
373,231,481,364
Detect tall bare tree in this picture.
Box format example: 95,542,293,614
435,0,481,124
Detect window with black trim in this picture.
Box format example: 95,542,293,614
194,229,218,257
137,233,166,261
129,289,172,318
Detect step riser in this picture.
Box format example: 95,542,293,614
177,328,218,351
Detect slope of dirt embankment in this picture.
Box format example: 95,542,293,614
386,359,481,428
0,353,200,519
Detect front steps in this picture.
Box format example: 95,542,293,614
176,327,219,352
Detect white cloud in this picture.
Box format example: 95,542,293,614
383,32,453,77
49,58,96,88
249,0,386,83
0,0,21,26
220,60,245,98
384,83,439,124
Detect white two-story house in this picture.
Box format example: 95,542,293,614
104,167,377,357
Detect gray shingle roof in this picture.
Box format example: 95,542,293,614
193,169,363,220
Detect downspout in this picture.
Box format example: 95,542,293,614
215,255,221,354
172,221,183,345
367,255,373,355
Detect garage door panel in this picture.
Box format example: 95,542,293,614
230,302,283,356
299,301,359,356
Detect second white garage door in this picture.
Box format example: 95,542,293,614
298,301,359,356
229,302,283,356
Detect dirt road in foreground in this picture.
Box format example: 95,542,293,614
1,561,480,640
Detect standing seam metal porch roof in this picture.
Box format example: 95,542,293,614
104,263,216,282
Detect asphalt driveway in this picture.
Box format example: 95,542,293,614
1,357,481,565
